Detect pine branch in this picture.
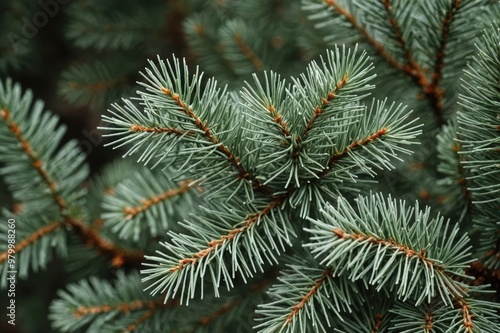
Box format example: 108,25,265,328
380,0,446,118
59,58,137,108
124,308,156,333
256,259,359,333
184,14,238,83
0,79,143,268
392,292,500,333
103,56,273,197
391,300,444,332
2,108,141,264
101,167,198,241
65,2,163,51
329,291,394,333
73,298,168,318
67,219,145,267
0,108,68,213
323,0,405,71
0,221,61,264
306,98,421,183
436,120,472,220
122,180,191,220
233,34,264,72
158,198,281,273
142,196,292,305
218,18,265,73
318,0,469,126
457,23,500,270
86,158,137,221
103,48,425,305
432,0,458,85
319,127,387,177
306,193,473,305
50,271,179,333
284,268,332,326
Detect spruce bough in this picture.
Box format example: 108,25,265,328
1,1,499,332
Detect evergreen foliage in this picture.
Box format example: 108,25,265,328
1,1,499,332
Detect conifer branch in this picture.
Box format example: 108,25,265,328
454,143,473,215
432,0,461,89
323,0,405,71
67,219,145,267
234,34,264,72
50,271,180,332
123,180,192,220
129,124,195,136
1,106,143,267
292,75,347,160
169,198,282,272
330,227,445,272
424,308,434,331
0,221,61,264
284,268,332,326
186,18,237,73
256,262,357,332
302,76,346,138
323,0,446,125
73,298,168,318
159,86,268,193
306,194,472,305
1,108,67,212
321,127,388,176
267,105,290,137
198,298,242,327
69,79,121,93
124,308,155,333
381,0,414,67
186,270,276,331
456,299,474,333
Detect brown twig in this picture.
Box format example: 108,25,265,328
129,124,195,136
124,308,155,333
317,127,388,178
424,308,434,331
331,227,445,271
67,219,144,267
267,105,290,137
457,300,474,333
303,76,347,138
73,298,167,318
70,79,120,93
1,108,67,212
452,142,473,216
